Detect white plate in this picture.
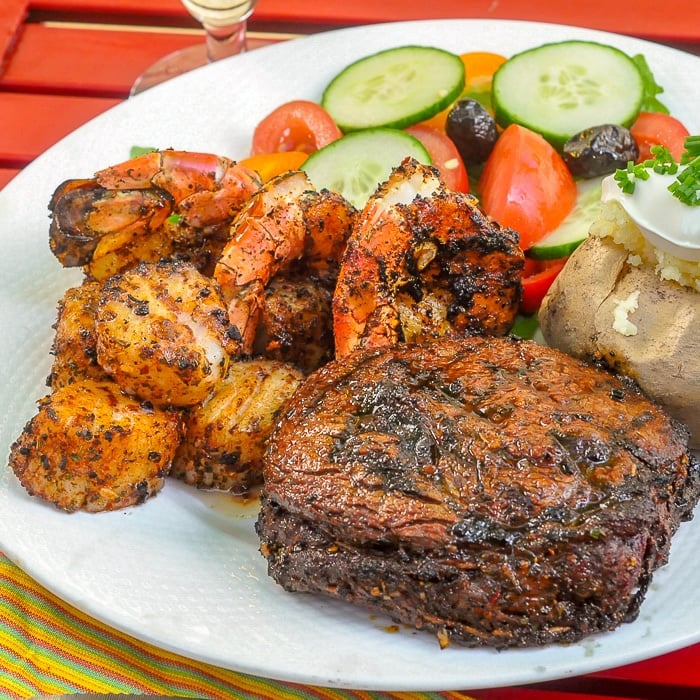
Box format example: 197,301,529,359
1,19,699,692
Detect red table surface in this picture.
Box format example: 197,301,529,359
25,0,700,42
2,1,700,697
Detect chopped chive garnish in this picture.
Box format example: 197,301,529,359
682,135,700,158
669,136,700,205
613,135,700,205
614,160,650,194
668,160,700,206
645,145,678,175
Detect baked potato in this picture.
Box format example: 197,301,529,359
539,234,700,448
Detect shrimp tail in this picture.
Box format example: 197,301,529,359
49,179,174,268
225,280,265,355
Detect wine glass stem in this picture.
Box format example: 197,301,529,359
204,20,248,61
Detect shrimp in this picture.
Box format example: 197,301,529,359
255,274,335,373
332,157,524,358
292,186,357,283
8,379,183,513
49,149,262,280
213,169,355,354
49,179,174,274
95,149,262,230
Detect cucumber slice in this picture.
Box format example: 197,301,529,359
493,41,644,149
529,177,603,260
302,128,431,209
321,45,465,132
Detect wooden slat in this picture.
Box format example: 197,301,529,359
30,0,189,22
1,1,700,696
466,643,700,698
0,92,120,163
1,24,202,96
523,677,698,700
0,23,288,97
29,0,700,42
468,690,630,700
0,0,27,67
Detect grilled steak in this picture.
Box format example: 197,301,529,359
257,335,699,648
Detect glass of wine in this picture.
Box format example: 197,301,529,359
131,0,258,95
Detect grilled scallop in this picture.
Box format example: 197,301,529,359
172,358,303,494
95,259,239,407
48,280,112,389
8,379,183,512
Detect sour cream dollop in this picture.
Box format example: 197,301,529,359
601,167,700,261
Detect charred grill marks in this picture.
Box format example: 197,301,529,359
257,335,699,648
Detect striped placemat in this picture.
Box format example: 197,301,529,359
0,554,473,699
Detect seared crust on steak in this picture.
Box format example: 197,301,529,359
257,335,699,648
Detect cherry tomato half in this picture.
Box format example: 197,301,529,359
251,100,342,156
630,111,690,162
405,124,470,193
477,124,577,250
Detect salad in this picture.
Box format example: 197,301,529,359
237,40,691,319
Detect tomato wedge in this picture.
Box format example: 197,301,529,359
251,100,343,156
405,124,469,193
630,111,690,162
520,258,567,314
478,124,577,250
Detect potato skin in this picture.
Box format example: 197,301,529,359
539,235,700,447
8,379,183,512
